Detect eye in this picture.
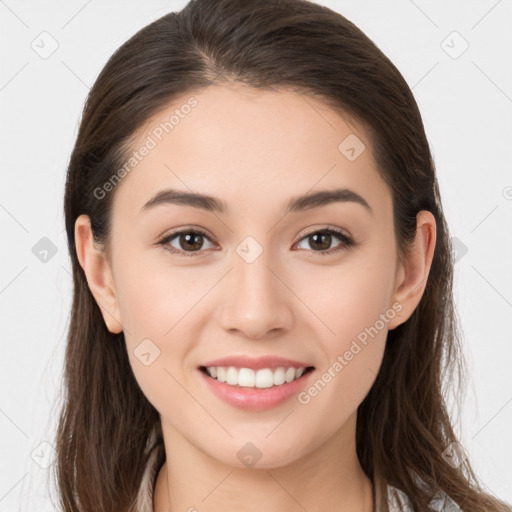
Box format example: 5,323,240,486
157,228,216,257
157,226,354,258
294,228,354,255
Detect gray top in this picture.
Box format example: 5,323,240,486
134,442,461,511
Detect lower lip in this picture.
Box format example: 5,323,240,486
198,368,314,411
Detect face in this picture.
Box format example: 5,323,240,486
77,84,433,469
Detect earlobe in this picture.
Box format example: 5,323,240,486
74,214,123,334
388,211,437,330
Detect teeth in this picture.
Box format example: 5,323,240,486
204,366,309,388
226,366,238,385
216,367,226,382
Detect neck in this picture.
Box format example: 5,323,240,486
153,412,373,512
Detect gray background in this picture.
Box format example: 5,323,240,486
0,0,511,509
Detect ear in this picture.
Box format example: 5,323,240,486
74,214,123,334
387,210,437,330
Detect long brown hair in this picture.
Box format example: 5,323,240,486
54,0,510,510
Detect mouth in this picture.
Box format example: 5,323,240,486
199,365,315,389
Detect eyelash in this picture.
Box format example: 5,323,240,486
156,226,355,258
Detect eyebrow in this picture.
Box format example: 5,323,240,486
139,187,373,216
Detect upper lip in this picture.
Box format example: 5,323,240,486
200,355,314,370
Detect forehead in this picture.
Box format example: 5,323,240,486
112,84,391,221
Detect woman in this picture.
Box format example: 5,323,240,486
55,0,511,510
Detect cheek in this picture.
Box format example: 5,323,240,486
299,252,396,350
295,243,394,404
113,252,216,410
298,273,389,429
114,247,201,339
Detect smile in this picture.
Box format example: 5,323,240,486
200,365,314,388
198,365,316,411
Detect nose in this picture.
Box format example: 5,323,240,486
215,248,294,339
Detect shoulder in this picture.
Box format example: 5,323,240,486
387,483,461,511
135,440,164,512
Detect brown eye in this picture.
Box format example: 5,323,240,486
176,232,205,251
295,229,353,255
158,227,354,258
158,229,215,257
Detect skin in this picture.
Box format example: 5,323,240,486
75,84,436,512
